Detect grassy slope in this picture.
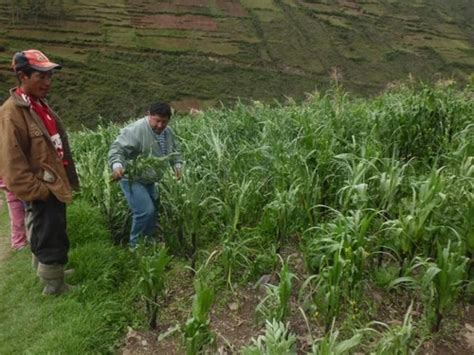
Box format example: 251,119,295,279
0,193,10,259
0,0,473,129
0,200,141,354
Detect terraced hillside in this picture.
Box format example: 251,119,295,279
0,0,473,127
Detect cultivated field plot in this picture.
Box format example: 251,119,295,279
65,84,473,354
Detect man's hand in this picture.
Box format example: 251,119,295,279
175,167,182,181
112,166,125,181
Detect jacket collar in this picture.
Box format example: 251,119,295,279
9,87,52,108
8,88,54,141
9,88,29,108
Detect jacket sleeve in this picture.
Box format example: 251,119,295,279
0,114,50,201
108,127,140,170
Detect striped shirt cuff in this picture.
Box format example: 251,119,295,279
112,162,123,170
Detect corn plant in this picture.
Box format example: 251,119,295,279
374,85,471,161
161,170,216,262
389,241,468,333
445,154,474,275
214,177,255,241
297,155,322,226
263,182,301,250
425,241,468,332
300,250,346,333
334,154,376,211
136,246,172,329
317,251,346,333
183,269,215,355
256,257,295,323
383,168,446,271
241,320,297,355
466,197,474,278
303,209,375,287
220,233,268,290
301,209,377,332
371,157,411,216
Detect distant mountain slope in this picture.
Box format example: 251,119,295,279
0,0,473,127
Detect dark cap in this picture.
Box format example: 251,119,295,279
12,49,62,72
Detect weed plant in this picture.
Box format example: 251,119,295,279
241,320,297,355
372,303,418,355
310,323,363,355
256,257,295,323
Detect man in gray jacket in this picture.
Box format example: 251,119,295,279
108,102,182,248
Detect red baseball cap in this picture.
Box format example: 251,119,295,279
11,49,61,72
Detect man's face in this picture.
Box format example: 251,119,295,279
20,71,53,99
148,114,169,134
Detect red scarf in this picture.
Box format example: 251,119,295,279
15,87,68,166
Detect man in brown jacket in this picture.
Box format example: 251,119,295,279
0,49,79,295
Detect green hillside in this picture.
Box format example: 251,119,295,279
0,0,473,127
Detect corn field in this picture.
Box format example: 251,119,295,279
71,83,473,353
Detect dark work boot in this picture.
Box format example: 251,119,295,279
37,263,75,296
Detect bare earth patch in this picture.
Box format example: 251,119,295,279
175,0,209,6
171,98,217,113
171,98,204,113
211,286,262,352
216,0,248,17
120,283,263,354
134,14,218,31
422,305,474,355
119,246,473,354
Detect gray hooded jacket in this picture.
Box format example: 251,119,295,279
108,117,182,183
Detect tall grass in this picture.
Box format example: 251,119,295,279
0,200,141,353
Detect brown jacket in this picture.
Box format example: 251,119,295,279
0,89,79,203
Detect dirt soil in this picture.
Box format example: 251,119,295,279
421,305,474,355
119,245,474,354
133,14,218,31
215,0,248,17
120,293,474,355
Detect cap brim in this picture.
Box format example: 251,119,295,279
30,63,62,72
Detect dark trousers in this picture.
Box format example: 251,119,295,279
26,194,69,265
